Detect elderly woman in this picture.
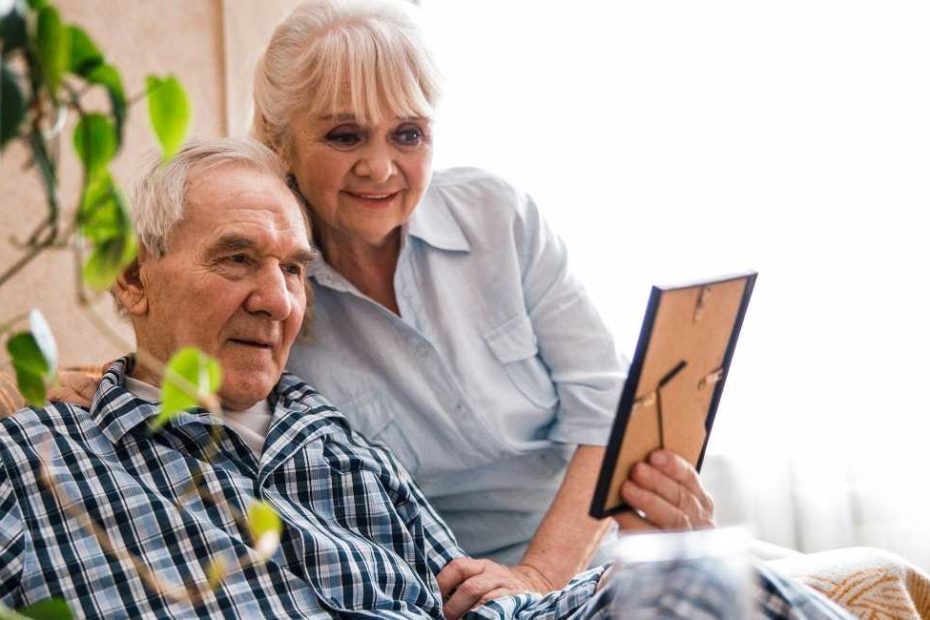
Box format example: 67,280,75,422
250,0,715,601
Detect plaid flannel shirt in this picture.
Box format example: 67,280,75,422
0,358,851,619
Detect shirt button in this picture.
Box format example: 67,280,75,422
417,345,430,358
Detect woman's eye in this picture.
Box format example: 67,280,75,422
325,130,363,149
393,126,425,147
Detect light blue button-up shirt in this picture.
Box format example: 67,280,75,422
288,167,626,564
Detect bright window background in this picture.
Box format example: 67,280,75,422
419,1,930,567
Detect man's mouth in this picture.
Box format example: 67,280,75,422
228,338,273,349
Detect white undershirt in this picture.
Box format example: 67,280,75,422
124,376,272,456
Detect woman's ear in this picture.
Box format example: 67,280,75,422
114,249,149,317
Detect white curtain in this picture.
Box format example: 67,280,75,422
420,0,930,569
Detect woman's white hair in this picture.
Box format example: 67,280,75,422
252,0,441,155
131,137,289,257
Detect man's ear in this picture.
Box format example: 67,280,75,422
114,248,149,317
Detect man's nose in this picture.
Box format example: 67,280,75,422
245,265,291,320
353,143,396,184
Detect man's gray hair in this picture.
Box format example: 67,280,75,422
131,137,288,256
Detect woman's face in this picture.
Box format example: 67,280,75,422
288,110,433,251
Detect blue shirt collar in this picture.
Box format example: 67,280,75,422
406,187,471,253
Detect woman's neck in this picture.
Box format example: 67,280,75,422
317,227,402,315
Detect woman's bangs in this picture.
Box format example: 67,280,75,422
308,23,433,125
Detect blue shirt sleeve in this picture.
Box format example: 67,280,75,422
0,460,24,606
511,188,626,446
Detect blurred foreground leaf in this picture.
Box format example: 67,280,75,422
86,64,126,144
1,61,25,147
18,598,73,620
66,25,102,75
153,347,221,430
5,311,57,407
79,177,136,291
73,113,116,177
0,3,27,55
247,500,282,560
35,5,68,95
146,75,189,160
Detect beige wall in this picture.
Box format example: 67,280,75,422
0,0,300,371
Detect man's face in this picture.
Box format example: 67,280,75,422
135,164,314,411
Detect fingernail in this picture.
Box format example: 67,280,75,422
650,451,667,466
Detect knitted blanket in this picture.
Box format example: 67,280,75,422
770,547,930,620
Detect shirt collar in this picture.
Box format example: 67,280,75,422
91,356,227,444
308,188,471,290
90,356,337,447
405,187,471,253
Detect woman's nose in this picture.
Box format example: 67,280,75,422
353,143,397,183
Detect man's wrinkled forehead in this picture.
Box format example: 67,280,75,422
176,163,312,251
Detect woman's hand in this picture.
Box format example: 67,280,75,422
436,558,553,619
614,449,716,532
47,371,99,407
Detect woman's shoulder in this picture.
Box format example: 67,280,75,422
425,167,538,227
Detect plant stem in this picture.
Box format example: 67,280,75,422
0,240,51,288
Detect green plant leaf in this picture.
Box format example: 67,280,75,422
79,176,137,290
86,64,126,144
0,602,27,619
1,61,25,147
18,598,73,620
25,0,46,10
6,332,48,377
146,74,190,160
78,170,115,227
152,347,222,431
35,5,69,94
73,113,116,177
82,228,136,291
0,3,27,54
67,25,102,76
6,332,52,407
247,500,283,559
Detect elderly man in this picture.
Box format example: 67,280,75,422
0,139,848,619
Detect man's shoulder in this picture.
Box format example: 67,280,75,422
0,402,98,454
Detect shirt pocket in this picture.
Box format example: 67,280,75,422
483,313,558,410
338,391,422,477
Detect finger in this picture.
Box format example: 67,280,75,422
437,557,484,596
629,462,687,511
477,587,514,608
443,575,504,620
614,508,652,532
621,480,691,530
50,372,98,405
649,450,713,511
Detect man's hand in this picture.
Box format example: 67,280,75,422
437,558,554,619
47,371,99,407
614,449,715,532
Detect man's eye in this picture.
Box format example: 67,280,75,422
226,254,251,265
282,263,304,276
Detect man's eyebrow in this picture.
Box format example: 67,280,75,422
207,234,256,254
207,234,317,266
289,247,318,267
